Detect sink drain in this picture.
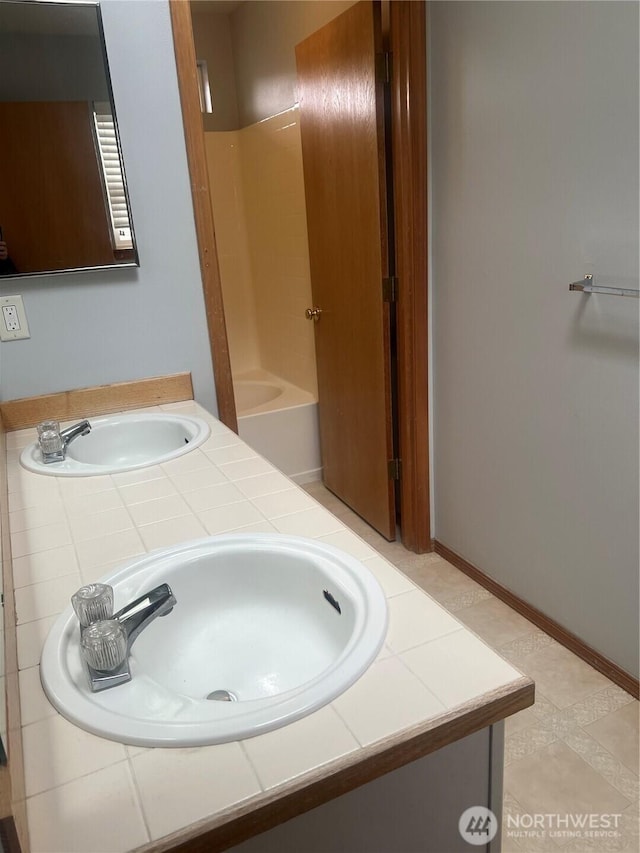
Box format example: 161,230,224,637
206,689,237,702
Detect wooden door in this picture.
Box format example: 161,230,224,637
296,0,396,540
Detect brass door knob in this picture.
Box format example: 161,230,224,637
305,307,322,321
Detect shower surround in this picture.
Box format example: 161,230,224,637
206,107,321,481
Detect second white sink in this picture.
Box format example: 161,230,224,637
20,412,211,476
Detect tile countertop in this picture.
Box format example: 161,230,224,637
5,402,533,853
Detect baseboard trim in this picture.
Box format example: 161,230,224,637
433,540,639,700
0,373,194,431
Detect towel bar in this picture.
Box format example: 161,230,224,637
569,274,639,298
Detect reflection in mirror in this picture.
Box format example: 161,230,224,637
0,0,138,278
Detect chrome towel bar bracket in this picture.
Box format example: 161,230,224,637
569,274,640,299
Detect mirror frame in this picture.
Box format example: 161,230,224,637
0,0,139,279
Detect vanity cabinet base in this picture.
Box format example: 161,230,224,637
232,723,504,853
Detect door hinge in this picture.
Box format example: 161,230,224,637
383,276,397,303
376,51,392,86
388,458,402,481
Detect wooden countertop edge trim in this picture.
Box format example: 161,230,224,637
0,412,29,851
0,374,194,432
137,676,534,853
0,417,11,821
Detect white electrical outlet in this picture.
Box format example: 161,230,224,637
0,295,30,341
2,305,19,331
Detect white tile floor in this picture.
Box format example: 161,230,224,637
304,481,640,853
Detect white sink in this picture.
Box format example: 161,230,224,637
20,412,210,476
40,534,388,746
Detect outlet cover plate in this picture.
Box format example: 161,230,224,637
0,295,30,341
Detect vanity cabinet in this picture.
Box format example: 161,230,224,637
232,726,504,853
0,391,533,853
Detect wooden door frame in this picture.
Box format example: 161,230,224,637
169,0,237,433
388,0,430,552
169,0,430,552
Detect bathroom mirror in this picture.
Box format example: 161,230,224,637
0,0,138,278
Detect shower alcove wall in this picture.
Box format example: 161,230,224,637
205,107,322,483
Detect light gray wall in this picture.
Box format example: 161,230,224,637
0,0,217,415
431,1,639,675
231,0,355,126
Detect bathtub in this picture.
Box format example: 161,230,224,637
233,371,322,483
234,380,284,415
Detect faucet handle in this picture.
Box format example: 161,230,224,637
81,620,127,672
72,583,114,628
38,429,63,456
37,419,60,436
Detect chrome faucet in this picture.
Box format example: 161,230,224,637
116,583,177,648
73,583,177,692
38,419,91,463
60,419,92,447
